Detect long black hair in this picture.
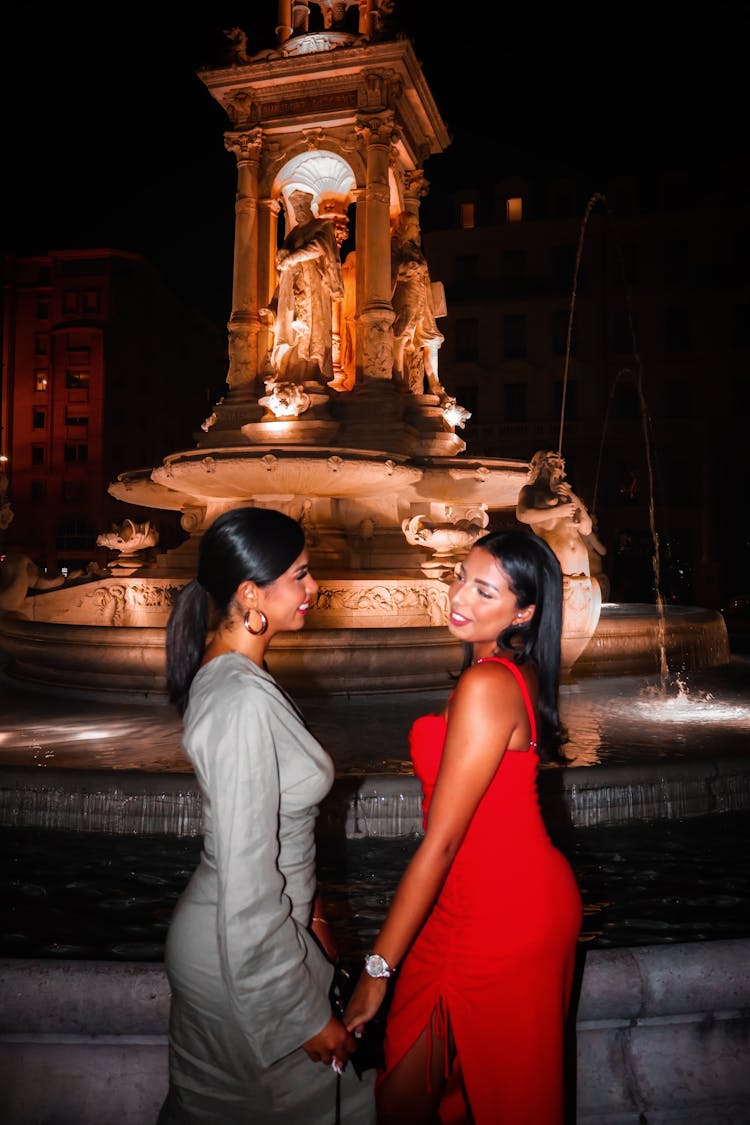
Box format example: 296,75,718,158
463,529,568,763
166,507,305,716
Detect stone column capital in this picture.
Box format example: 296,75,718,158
224,128,264,164
354,112,396,150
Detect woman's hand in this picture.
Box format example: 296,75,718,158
302,1014,356,1068
342,971,388,1037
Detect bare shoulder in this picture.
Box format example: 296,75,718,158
454,657,537,711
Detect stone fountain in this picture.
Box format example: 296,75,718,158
0,2,729,696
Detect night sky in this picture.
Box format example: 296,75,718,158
2,3,745,329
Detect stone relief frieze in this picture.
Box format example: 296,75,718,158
312,582,449,625
88,583,184,626
263,90,356,119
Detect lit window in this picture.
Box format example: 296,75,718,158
506,197,523,223
34,370,48,392
459,203,476,229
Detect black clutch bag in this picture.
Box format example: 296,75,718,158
329,963,386,1078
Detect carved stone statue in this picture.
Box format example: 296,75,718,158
223,27,252,65
267,190,344,386
391,211,447,400
515,450,606,669
515,451,600,576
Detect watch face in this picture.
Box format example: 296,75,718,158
365,954,390,978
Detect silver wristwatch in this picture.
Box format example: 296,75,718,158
364,952,394,979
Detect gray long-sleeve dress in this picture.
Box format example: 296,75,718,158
159,652,375,1124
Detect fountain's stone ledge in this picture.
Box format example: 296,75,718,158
0,601,731,698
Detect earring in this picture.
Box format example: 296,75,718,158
243,607,269,636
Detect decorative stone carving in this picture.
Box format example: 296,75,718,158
96,520,159,572
515,449,605,669
402,505,489,580
259,380,311,418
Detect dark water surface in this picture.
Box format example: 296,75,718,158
3,810,749,962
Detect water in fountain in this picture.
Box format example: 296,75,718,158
558,191,705,690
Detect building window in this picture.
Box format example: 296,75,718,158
32,408,46,429
34,369,48,392
35,333,49,355
36,298,50,320
459,202,476,229
62,289,79,314
32,445,45,466
504,382,527,422
503,314,527,359
31,480,46,504
63,481,88,502
506,197,523,223
554,379,578,422
552,310,576,357
551,245,577,288
66,369,90,389
65,411,88,428
455,318,479,362
64,443,88,463
455,255,478,283
663,239,689,286
731,304,750,348
502,250,526,283
664,307,690,351
667,380,692,419
83,289,100,313
56,517,95,552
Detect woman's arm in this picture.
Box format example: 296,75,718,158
343,662,526,1033
310,891,339,964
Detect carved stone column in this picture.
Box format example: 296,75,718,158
258,195,280,377
224,129,263,389
356,114,396,381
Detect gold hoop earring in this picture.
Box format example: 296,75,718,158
243,607,269,636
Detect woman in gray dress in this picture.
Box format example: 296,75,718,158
159,507,375,1124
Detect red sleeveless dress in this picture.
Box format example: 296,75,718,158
380,657,582,1125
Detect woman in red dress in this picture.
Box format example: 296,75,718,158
344,530,583,1124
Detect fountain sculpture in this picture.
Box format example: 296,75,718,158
0,2,729,697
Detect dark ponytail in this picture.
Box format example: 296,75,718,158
165,507,305,716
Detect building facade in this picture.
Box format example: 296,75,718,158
421,168,750,611
1,249,226,574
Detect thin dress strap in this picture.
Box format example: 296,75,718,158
475,655,538,751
